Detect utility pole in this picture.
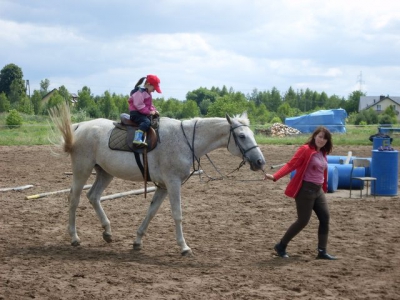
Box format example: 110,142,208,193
357,71,365,92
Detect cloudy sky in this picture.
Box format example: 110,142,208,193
1,0,399,100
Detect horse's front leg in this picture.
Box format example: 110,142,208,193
167,184,192,256
134,188,168,250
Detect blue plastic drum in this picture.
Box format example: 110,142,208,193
327,165,339,193
371,150,398,196
330,164,365,189
327,155,354,165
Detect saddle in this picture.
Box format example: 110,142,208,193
109,114,160,196
109,113,159,154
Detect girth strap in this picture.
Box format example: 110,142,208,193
134,152,151,182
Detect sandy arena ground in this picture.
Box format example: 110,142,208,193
1,144,399,300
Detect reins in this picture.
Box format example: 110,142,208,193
180,120,264,183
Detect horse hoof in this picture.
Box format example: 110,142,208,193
71,241,80,247
181,249,193,257
133,242,142,251
102,232,113,243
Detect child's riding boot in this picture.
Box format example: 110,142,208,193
133,130,147,147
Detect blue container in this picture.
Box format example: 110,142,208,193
373,137,391,150
290,165,339,193
327,155,354,165
371,150,398,196
330,164,365,189
327,165,339,193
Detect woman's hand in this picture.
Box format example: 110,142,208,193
264,174,275,181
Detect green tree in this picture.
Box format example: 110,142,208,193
46,91,65,112
345,90,365,114
207,92,248,117
181,100,200,119
113,93,129,114
40,79,50,96
0,63,24,97
18,95,33,114
8,79,26,109
76,86,99,117
0,92,10,112
277,102,291,121
283,87,297,108
99,91,118,119
186,87,219,106
31,90,43,114
269,87,282,112
325,94,344,109
58,85,70,104
160,98,183,118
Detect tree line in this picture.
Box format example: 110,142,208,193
1,63,395,126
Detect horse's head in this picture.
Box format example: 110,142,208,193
226,112,266,172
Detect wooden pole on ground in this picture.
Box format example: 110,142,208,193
25,184,92,200
64,172,96,175
100,187,156,202
0,185,34,192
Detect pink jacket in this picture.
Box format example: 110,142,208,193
128,89,156,115
273,144,328,198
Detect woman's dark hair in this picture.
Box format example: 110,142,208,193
130,77,146,96
305,126,333,154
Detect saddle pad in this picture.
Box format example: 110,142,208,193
109,127,132,152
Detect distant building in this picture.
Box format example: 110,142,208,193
41,89,79,105
359,96,400,121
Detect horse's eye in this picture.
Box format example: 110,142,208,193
239,133,245,138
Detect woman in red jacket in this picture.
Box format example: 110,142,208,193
264,126,336,260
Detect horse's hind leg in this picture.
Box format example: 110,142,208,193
86,166,114,243
134,188,168,250
68,172,93,246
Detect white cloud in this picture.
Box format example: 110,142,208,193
0,0,400,100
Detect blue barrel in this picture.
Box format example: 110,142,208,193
373,137,391,150
290,165,339,193
330,164,365,189
327,165,339,193
371,150,398,196
327,155,354,165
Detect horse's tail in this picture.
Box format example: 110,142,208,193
49,102,74,154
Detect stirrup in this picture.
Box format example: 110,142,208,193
132,140,147,147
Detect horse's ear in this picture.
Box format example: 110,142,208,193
241,111,248,119
226,113,232,124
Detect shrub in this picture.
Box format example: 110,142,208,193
270,116,282,124
6,109,23,128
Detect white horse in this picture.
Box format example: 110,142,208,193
50,103,266,256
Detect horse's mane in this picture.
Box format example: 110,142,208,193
190,112,250,126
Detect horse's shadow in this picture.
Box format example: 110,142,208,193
7,244,215,269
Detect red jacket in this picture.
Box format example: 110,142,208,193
273,144,328,198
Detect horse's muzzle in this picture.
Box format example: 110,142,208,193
249,156,266,171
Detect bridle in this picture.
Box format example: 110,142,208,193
180,120,261,182
228,123,260,168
